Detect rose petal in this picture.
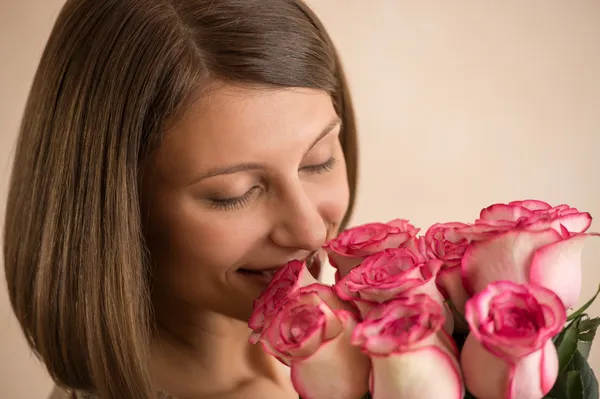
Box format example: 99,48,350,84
525,212,592,234
325,250,363,278
460,333,508,398
528,234,589,308
480,204,534,222
509,200,552,211
291,310,370,399
461,334,558,399
370,344,464,399
509,340,558,399
461,229,561,295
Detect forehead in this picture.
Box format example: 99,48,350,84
156,85,337,178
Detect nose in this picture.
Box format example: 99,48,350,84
270,185,327,252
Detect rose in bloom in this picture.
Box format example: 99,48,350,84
461,281,566,399
460,201,599,308
421,222,471,326
461,225,592,309
479,200,592,235
351,294,464,399
421,222,471,268
460,200,592,242
323,219,419,279
248,260,318,344
334,247,453,332
257,284,370,399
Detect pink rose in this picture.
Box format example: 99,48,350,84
351,294,464,399
324,219,419,278
257,284,370,399
461,227,593,309
421,222,471,327
462,200,592,242
461,281,565,399
248,260,318,344
480,200,592,234
334,247,453,332
422,222,471,268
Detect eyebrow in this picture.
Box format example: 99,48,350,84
188,117,342,185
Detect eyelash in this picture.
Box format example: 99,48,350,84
208,157,337,211
300,156,337,174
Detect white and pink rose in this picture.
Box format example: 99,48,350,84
256,284,370,399
333,246,453,332
248,200,599,399
351,294,464,399
323,219,419,279
461,281,566,399
249,259,319,344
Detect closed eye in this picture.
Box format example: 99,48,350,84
206,158,336,212
300,157,336,174
207,186,260,211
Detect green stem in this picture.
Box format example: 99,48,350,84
446,299,468,325
567,284,600,322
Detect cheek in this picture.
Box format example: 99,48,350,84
146,194,257,285
317,158,350,236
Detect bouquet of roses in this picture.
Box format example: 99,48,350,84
248,200,600,399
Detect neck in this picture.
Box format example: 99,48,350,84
150,296,288,397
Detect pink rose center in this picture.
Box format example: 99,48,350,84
488,291,546,338
492,307,540,338
284,306,323,344
379,314,424,343
368,260,414,281
350,230,381,247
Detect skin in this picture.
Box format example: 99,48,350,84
141,83,350,399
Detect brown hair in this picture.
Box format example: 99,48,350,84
3,0,358,398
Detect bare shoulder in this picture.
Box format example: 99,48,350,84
48,385,76,399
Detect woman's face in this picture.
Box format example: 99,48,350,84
143,84,350,321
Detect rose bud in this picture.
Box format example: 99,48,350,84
257,284,370,399
461,281,566,399
461,227,594,309
351,294,464,399
248,260,319,344
421,222,471,329
334,247,453,333
323,219,419,279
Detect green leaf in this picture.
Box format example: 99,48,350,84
579,317,600,342
548,348,599,399
579,317,600,332
577,340,593,360
568,349,599,399
557,318,582,375
566,371,584,399
579,331,596,342
567,284,600,322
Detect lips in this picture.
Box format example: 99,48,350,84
237,268,280,278
237,253,323,283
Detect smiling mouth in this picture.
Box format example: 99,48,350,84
237,268,280,279
237,253,323,284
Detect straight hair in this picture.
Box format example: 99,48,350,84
3,1,358,397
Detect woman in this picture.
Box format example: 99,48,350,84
3,0,358,398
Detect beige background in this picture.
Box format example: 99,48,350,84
1,0,600,397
